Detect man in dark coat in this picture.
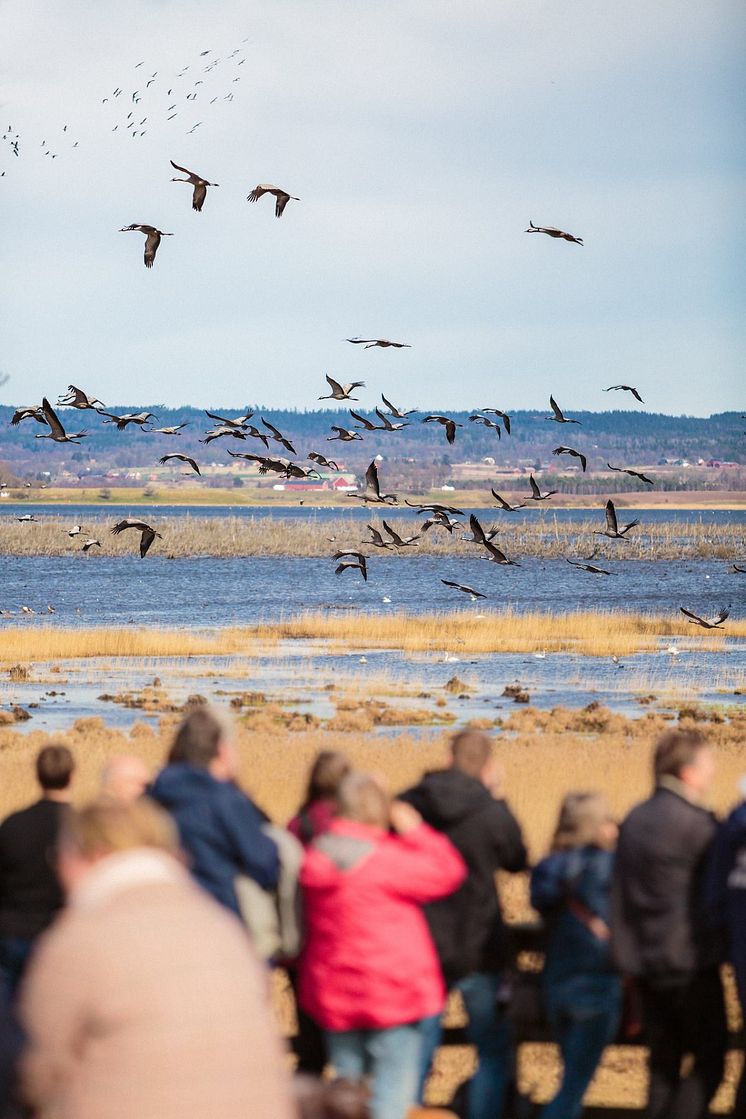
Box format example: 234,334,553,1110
0,745,74,999
151,706,279,915
612,729,727,1119
400,729,527,1119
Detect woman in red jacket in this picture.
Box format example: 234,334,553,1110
299,773,466,1119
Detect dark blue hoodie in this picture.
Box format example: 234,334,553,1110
531,846,615,984
150,763,279,914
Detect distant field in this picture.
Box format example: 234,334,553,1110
1,485,745,508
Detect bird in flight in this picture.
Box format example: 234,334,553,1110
204,410,253,428
111,518,162,558
482,538,520,566
149,423,190,435
480,408,511,434
405,500,464,516
346,338,411,349
333,551,368,581
119,224,173,268
57,385,105,410
350,410,384,432
170,160,218,212
327,426,363,443
469,414,502,438
423,414,462,445
528,474,557,502
380,520,419,548
566,558,614,576
594,499,640,539
246,184,299,217
99,410,156,430
553,445,587,472
82,539,101,553
365,525,393,550
679,606,729,630
549,396,581,424
467,514,499,546
319,375,365,402
17,514,36,522
351,460,397,505
261,418,296,455
35,399,87,443
308,452,339,471
491,490,526,511
442,580,486,600
381,394,415,418
67,525,83,538
201,426,248,444
420,510,463,534
604,385,644,403
526,220,583,245
607,463,654,486
732,565,746,574
10,406,46,427
374,408,409,431
158,453,201,475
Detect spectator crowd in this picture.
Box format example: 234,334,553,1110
0,708,744,1119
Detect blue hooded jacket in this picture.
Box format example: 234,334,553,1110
531,845,615,984
150,763,279,914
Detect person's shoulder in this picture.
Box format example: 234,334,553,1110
0,798,46,833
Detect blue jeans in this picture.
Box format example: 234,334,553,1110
418,972,514,1119
0,937,34,1002
540,974,621,1119
326,1021,423,1119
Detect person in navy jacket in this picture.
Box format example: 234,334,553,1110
531,792,620,1119
151,706,279,915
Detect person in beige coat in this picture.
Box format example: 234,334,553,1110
18,798,296,1119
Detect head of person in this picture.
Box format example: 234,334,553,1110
654,729,714,798
303,751,351,808
551,792,617,853
57,796,179,896
36,744,75,799
336,773,389,830
449,729,494,784
100,754,150,804
168,705,237,781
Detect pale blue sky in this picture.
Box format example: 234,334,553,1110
1,0,744,415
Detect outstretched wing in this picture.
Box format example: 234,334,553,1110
549,395,563,420
274,192,291,217
170,159,194,176
529,475,541,499
364,461,380,498
41,398,67,438
143,230,160,268
193,182,207,211
605,500,619,534
139,527,157,557
679,607,703,624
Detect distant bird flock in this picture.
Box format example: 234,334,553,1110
2,39,741,630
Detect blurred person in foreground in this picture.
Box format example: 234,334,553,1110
706,774,746,1117
18,797,295,1119
299,773,466,1119
150,705,279,914
99,754,150,803
287,750,351,1076
0,745,74,999
531,792,621,1119
399,729,527,1119
612,729,726,1119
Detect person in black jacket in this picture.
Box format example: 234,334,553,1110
150,706,279,915
0,744,74,1000
400,729,527,1119
611,728,726,1119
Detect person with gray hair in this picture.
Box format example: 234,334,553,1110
299,773,466,1119
150,706,279,915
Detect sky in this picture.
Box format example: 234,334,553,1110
1,0,744,416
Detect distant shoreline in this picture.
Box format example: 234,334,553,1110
1,487,745,510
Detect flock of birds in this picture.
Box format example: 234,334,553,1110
1,40,253,175
6,371,741,630
3,44,740,634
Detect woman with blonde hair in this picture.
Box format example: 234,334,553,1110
530,793,621,1119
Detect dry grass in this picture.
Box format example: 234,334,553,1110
2,512,744,560
244,608,746,657
3,608,744,666
1,706,744,1111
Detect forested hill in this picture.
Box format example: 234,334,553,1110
1,406,744,482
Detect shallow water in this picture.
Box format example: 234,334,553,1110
1,553,741,627
5,638,744,735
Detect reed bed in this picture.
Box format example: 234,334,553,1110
3,607,745,664
243,608,746,657
1,513,744,560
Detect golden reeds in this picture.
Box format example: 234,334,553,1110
1,513,744,560
2,607,744,665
